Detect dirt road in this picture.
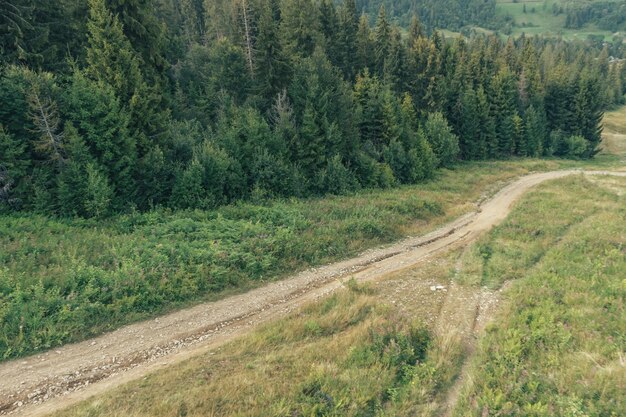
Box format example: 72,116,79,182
2,170,625,417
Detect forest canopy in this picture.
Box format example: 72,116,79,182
0,0,625,217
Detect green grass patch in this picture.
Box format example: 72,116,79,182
457,175,618,288
1,149,623,361
453,175,626,416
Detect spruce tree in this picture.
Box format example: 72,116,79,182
86,0,144,104
422,38,443,114
194,139,243,205
477,86,495,159
354,70,385,153
255,1,290,109
216,106,282,182
411,128,436,181
490,67,518,157
24,70,66,165
384,138,409,183
317,154,357,195
280,0,321,58
135,146,170,209
298,101,325,177
408,15,425,47
338,0,358,79
105,0,167,73
423,112,459,168
512,113,525,156
0,0,33,66
381,89,403,149
384,27,407,93
83,162,113,218
56,123,93,216
0,0,86,70
406,35,431,112
400,93,419,133
179,0,206,46
288,48,356,163
170,159,206,209
374,5,391,77
319,0,341,66
458,87,481,160
523,104,545,157
86,0,166,156
203,0,237,41
271,91,299,161
399,93,435,181
545,67,575,135
574,71,603,157
63,71,137,205
356,14,373,73
0,66,35,144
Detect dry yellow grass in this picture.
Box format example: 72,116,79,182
50,252,469,417
601,106,626,157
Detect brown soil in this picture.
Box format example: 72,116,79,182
2,170,625,417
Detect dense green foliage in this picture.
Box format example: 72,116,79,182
0,0,623,217
0,168,460,359
0,159,569,360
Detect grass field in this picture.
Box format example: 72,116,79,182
495,0,619,40
46,105,626,416
0,159,554,360
50,172,626,417
453,174,626,416
2,101,626,361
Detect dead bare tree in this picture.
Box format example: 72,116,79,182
270,89,294,126
518,68,529,108
239,0,255,77
27,80,66,165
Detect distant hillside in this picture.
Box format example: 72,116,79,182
496,0,626,40
562,0,626,31
354,0,626,41
354,0,498,30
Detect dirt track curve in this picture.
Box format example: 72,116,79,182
2,170,625,417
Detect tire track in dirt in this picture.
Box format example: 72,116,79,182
2,170,625,417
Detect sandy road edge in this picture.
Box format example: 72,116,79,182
2,169,625,417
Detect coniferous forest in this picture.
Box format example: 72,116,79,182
1,0,625,218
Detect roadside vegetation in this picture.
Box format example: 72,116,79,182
0,159,556,361
3,97,626,361
49,169,626,417
2,103,625,361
